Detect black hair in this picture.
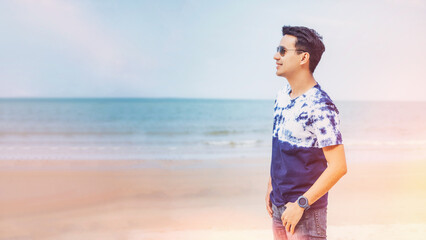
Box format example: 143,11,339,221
281,26,325,73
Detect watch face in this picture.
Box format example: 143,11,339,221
299,198,307,206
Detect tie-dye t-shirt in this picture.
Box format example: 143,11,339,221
269,82,343,209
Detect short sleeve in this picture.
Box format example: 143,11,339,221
310,101,343,148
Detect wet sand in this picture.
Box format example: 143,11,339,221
1,158,426,240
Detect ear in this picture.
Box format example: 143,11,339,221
300,52,310,65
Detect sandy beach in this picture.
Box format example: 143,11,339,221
1,158,426,240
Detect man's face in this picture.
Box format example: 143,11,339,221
274,35,303,77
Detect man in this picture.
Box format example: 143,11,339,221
265,25,347,240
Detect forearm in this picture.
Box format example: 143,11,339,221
303,146,347,206
267,176,272,193
303,165,346,206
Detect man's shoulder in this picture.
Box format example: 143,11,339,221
306,85,339,114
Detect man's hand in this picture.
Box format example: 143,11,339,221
265,191,273,218
281,201,304,235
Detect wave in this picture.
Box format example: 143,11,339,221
344,140,426,147
204,130,241,136
143,131,193,136
204,139,262,147
0,131,137,136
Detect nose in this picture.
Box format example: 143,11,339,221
273,52,281,60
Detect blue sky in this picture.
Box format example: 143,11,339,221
0,0,425,101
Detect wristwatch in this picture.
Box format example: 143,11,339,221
297,195,310,210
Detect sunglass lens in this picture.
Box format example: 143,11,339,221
277,46,285,56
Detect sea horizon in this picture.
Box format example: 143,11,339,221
0,98,425,166
1,97,426,102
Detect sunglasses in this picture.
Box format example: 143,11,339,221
276,46,305,57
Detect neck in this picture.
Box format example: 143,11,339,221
286,71,317,99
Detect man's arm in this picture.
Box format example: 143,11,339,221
281,144,347,234
265,176,273,217
303,144,347,206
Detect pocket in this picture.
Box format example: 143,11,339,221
271,203,286,223
298,207,327,238
271,203,280,219
312,208,327,238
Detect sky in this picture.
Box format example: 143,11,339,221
0,0,425,101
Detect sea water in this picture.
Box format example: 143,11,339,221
0,98,425,163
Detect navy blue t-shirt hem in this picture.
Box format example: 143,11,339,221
270,191,328,210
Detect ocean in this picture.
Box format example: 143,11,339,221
0,98,425,164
